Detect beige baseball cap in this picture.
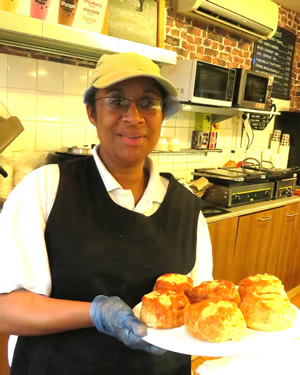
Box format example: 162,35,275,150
88,52,178,98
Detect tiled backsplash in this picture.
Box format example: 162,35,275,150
0,53,288,182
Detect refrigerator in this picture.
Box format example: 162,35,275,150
275,111,300,185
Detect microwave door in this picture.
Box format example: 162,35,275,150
193,63,233,107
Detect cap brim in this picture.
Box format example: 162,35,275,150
91,69,178,98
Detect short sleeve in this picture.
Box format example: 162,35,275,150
0,164,59,296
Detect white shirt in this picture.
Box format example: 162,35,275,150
0,145,213,297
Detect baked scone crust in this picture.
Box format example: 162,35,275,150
184,299,247,342
140,290,190,329
188,280,241,305
238,273,286,301
153,273,193,294
239,292,297,331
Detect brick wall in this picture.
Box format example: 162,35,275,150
164,1,300,110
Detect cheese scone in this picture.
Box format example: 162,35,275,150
239,292,297,331
153,273,193,294
188,280,241,305
184,299,247,342
238,273,286,301
140,290,190,329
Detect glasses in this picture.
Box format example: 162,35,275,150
95,96,162,114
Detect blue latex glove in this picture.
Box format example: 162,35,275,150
90,295,166,355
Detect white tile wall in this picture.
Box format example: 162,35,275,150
0,54,7,87
7,55,37,90
0,53,288,182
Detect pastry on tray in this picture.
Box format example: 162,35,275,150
184,299,247,342
239,292,297,331
153,273,193,295
187,279,241,305
140,290,190,329
238,273,287,301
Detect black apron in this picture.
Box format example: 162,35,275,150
11,157,203,375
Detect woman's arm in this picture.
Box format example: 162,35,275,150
0,290,93,335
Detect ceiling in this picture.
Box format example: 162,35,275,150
273,0,300,14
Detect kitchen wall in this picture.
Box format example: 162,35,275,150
0,50,281,183
164,1,300,111
0,3,299,186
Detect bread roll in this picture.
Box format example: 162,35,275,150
140,290,190,329
238,273,286,301
153,273,193,294
184,299,247,342
188,280,240,305
239,292,297,331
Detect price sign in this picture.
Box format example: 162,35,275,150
252,27,296,100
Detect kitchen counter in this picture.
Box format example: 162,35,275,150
205,195,300,224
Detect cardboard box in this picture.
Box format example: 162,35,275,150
195,113,211,132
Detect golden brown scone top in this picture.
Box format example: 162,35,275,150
188,279,241,305
140,290,190,329
239,292,297,331
184,299,247,343
238,273,286,301
153,273,193,294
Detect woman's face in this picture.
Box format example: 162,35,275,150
86,77,164,171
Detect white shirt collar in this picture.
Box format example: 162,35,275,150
91,144,167,210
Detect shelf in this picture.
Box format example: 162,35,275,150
151,148,223,154
0,10,176,65
236,108,281,115
180,104,281,123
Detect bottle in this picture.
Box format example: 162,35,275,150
223,150,236,167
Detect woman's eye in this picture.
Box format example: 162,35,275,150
139,99,155,109
109,97,125,106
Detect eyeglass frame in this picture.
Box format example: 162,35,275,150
94,96,164,114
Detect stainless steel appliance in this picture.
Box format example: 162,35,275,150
193,162,298,207
46,146,93,164
193,167,274,207
160,59,236,107
232,69,273,110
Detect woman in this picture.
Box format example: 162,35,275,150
0,52,212,374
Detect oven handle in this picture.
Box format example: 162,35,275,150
258,216,272,221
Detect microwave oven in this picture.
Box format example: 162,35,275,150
232,69,273,110
160,60,236,107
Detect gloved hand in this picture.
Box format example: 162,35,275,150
90,295,165,355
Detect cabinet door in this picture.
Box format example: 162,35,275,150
232,207,285,284
0,333,10,375
208,217,238,281
276,202,300,290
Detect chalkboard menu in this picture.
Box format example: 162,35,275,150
252,27,296,100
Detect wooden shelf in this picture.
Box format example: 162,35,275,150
0,10,176,65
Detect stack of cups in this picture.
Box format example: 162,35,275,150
270,129,281,168
279,133,290,169
270,129,281,155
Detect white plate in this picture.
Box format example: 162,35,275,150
133,303,300,357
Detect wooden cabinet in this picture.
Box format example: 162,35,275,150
276,202,300,290
0,333,10,375
208,217,238,281
232,206,285,284
208,201,300,289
